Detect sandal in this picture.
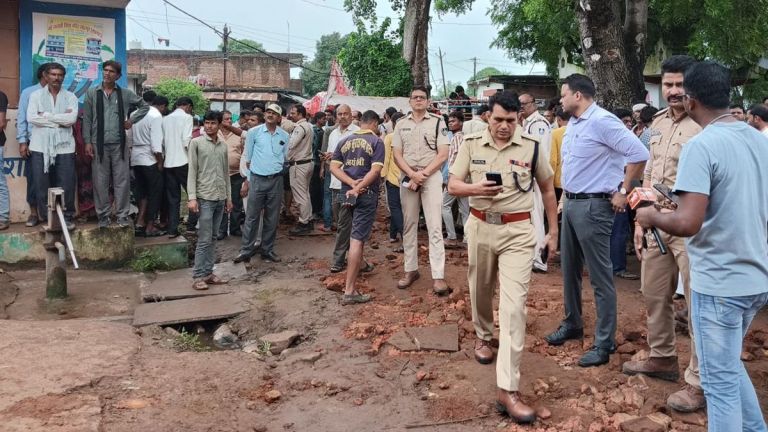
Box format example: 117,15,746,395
330,264,345,273
204,274,230,285
342,291,372,305
614,270,640,280
361,262,375,273
192,279,209,290
393,246,404,253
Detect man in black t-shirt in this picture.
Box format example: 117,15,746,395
0,90,9,229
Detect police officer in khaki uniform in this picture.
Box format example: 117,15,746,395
622,55,705,413
392,86,451,295
287,104,315,235
448,91,558,424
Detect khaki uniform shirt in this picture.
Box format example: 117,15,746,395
287,119,314,161
391,112,450,168
643,108,701,187
450,127,553,214
219,130,243,177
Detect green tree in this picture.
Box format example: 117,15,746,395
153,79,209,116
218,38,264,53
337,18,412,97
300,32,351,96
469,66,503,82
345,0,475,88
490,0,768,109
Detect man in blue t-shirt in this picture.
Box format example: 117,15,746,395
329,110,385,305
637,61,768,430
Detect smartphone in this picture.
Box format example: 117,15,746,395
343,194,357,207
485,172,503,186
401,176,420,191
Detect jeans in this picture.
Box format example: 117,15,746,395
610,206,630,273
0,146,9,222
165,165,198,235
441,188,469,241
386,182,403,240
29,151,76,221
219,175,244,235
322,173,333,229
193,199,225,279
692,291,768,432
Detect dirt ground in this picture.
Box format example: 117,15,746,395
1,211,767,431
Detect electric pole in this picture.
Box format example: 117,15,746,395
472,57,478,96
438,48,447,100
222,24,230,111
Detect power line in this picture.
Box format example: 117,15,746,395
127,16,189,50
161,0,339,77
297,0,347,12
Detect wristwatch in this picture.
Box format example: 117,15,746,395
619,186,628,195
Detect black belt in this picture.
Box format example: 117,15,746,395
252,172,282,179
287,159,313,166
564,192,612,200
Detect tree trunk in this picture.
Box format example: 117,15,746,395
574,0,647,111
403,0,431,91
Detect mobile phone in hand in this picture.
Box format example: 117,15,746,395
401,176,420,191
485,172,503,186
343,194,357,207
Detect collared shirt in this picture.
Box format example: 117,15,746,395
462,118,487,135
331,129,385,192
219,130,243,177
27,86,79,154
674,121,768,297
550,126,565,188
561,102,649,193
162,108,193,168
187,133,230,202
381,132,401,186
327,124,360,189
450,127,553,213
392,112,450,168
245,124,289,176
643,108,701,187
131,106,164,167
761,127,768,137
523,111,552,157
82,85,147,145
16,83,42,144
443,130,465,183
287,118,314,161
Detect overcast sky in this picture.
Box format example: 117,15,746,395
125,0,544,90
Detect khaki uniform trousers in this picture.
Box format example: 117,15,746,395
400,171,445,279
289,162,314,225
641,231,700,388
466,214,536,392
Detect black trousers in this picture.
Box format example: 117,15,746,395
219,174,245,235
30,151,76,221
134,164,163,226
164,164,198,234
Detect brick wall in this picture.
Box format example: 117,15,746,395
128,50,301,90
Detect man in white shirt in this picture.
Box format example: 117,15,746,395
747,103,768,136
131,92,167,237
519,93,553,273
163,97,197,238
27,62,79,230
325,104,360,272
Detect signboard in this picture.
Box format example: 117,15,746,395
31,13,117,101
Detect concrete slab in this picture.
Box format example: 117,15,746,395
134,235,189,270
140,269,232,302
132,294,249,327
386,324,459,352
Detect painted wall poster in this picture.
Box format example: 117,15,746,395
31,13,116,101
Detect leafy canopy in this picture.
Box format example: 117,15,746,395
301,32,351,96
337,18,412,97
218,38,264,53
153,79,209,116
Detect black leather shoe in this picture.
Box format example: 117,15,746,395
544,325,583,346
216,232,226,241
233,252,252,264
261,252,281,263
578,345,614,367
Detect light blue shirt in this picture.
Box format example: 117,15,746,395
674,121,768,297
245,124,289,176
561,102,649,193
16,83,42,144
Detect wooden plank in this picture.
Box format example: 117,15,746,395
132,294,248,327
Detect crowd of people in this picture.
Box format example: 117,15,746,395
1,57,767,429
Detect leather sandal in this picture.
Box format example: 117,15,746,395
204,274,230,285
192,279,209,291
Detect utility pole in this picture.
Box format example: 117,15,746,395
222,24,230,111
472,57,478,96
438,48,447,99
